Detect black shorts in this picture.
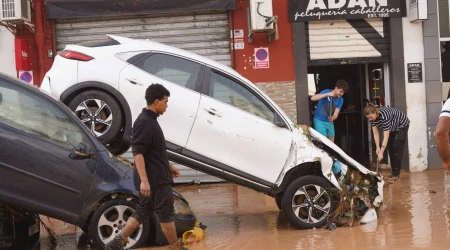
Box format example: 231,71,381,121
131,184,175,223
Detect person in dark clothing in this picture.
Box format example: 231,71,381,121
364,103,410,183
106,84,188,250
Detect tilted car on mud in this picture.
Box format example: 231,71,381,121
0,74,197,249
42,35,384,229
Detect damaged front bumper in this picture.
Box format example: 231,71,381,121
286,126,384,225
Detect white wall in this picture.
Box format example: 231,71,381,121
402,10,428,171
0,27,16,77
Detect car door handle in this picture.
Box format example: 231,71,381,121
203,107,222,117
125,78,143,86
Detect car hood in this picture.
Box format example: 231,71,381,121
282,125,384,209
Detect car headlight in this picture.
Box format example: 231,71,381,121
174,198,192,215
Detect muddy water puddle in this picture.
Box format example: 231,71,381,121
36,170,450,250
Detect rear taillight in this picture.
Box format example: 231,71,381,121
59,50,94,61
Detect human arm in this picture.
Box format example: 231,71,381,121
311,91,335,101
377,130,390,162
372,126,381,155
328,97,343,121
329,108,341,122
134,154,150,197
436,99,450,170
131,120,152,197
436,117,450,170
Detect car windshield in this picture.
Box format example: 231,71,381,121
0,78,89,151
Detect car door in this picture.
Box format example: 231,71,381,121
0,79,97,217
185,68,293,184
118,53,203,150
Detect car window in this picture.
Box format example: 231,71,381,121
141,54,201,90
0,80,90,151
209,72,275,122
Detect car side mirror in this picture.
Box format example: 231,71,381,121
274,113,287,128
74,142,92,158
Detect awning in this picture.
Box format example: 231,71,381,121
46,0,236,19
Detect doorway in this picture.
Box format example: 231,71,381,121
308,64,369,165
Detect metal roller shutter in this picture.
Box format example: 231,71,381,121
55,12,231,67
306,19,390,65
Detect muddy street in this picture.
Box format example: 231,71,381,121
34,169,450,250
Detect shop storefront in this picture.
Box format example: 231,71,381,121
46,0,235,67
288,0,407,167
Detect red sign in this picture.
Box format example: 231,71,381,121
14,38,32,71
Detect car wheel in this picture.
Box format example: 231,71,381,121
89,199,150,249
281,175,338,229
68,90,123,145
106,140,130,156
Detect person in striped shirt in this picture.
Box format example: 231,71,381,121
436,98,450,171
364,103,410,182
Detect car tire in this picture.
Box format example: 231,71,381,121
68,90,123,146
89,198,150,249
281,175,338,229
106,140,131,156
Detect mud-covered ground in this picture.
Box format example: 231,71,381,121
33,169,450,250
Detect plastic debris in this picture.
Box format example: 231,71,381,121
332,160,342,175
182,225,206,244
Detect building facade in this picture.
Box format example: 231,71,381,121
4,0,444,172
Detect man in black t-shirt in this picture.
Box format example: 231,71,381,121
106,84,187,250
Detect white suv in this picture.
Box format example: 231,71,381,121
41,35,383,229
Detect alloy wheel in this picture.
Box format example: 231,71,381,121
291,184,331,224
75,99,113,137
97,205,143,248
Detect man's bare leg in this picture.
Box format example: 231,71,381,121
160,222,180,249
330,136,335,143
120,217,141,238
104,217,141,249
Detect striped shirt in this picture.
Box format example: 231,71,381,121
370,107,410,132
440,98,450,118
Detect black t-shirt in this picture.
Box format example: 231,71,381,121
131,108,173,189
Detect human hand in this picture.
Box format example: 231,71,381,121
376,147,380,156
140,180,150,197
377,152,384,162
328,91,336,97
170,165,180,178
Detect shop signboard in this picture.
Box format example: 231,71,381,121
289,0,406,22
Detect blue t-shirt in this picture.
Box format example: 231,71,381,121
313,89,344,122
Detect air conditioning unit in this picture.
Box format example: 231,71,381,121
249,0,274,31
247,0,278,43
0,0,31,23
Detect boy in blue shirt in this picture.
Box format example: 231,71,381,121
311,80,349,143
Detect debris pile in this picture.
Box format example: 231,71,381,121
109,152,134,168
326,161,381,228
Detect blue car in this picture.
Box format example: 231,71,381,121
0,73,196,249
